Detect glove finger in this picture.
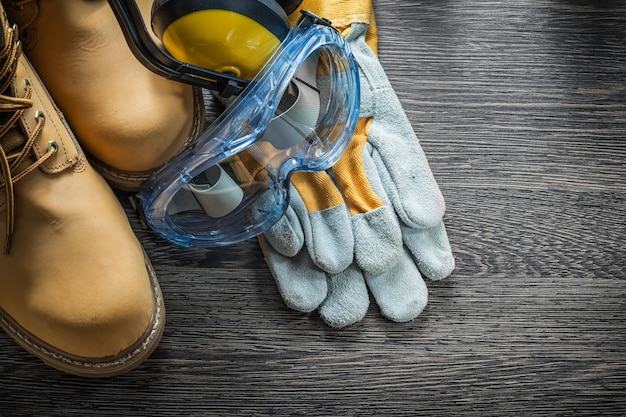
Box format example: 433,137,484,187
305,203,354,274
351,27,446,229
294,171,354,274
369,116,445,229
402,222,455,281
332,120,403,275
350,205,401,275
259,236,328,313
264,172,354,273
364,249,429,322
318,263,370,328
263,192,305,257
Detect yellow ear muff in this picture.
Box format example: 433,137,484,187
161,9,283,80
151,0,291,81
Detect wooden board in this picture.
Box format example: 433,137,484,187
1,1,625,415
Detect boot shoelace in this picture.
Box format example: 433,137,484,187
0,22,58,255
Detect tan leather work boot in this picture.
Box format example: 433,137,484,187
4,0,204,191
0,8,164,376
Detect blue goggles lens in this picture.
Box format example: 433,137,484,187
136,13,360,247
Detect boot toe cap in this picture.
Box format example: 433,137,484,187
28,271,160,360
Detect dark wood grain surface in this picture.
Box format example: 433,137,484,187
1,1,625,416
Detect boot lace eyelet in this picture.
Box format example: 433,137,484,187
47,140,58,153
34,110,45,122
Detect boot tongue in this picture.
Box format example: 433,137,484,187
0,127,26,155
0,65,26,156
0,71,27,157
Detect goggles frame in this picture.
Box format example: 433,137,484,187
126,9,360,247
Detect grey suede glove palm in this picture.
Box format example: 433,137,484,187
259,19,454,327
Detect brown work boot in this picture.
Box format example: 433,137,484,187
0,8,164,376
4,0,204,191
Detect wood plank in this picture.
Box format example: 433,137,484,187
1,0,625,416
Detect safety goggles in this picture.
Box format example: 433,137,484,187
134,12,360,247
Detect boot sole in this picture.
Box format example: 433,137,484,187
0,250,165,378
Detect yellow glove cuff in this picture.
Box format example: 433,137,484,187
290,0,378,54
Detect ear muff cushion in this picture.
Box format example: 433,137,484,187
157,9,284,79
152,0,290,79
152,0,289,42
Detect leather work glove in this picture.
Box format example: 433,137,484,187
259,0,456,327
